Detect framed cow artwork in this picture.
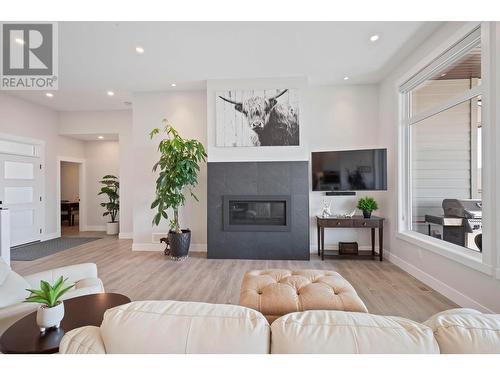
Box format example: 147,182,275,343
215,88,299,147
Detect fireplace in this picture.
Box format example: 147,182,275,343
207,161,309,260
223,195,291,232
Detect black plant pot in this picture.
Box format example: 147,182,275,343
161,229,191,261
363,210,372,219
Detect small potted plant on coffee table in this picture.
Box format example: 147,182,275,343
25,276,74,332
357,197,379,219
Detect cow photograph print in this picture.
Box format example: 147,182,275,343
216,88,299,147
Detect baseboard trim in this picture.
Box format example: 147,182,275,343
388,252,494,313
83,225,106,232
119,232,133,239
41,232,59,241
132,242,207,252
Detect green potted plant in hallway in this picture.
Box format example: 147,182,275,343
357,196,378,219
150,120,207,261
98,175,120,235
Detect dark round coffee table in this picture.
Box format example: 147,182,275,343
0,293,131,354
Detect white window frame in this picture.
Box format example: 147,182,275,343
396,22,494,275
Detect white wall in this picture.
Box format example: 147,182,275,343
379,22,500,312
59,110,133,237
305,85,384,250
60,161,80,201
132,91,207,250
84,141,120,229
207,78,383,251
0,94,85,238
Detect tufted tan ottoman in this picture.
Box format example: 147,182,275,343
239,269,368,323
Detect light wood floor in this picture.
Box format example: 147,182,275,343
11,236,458,322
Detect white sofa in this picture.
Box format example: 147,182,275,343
59,301,500,354
0,258,104,336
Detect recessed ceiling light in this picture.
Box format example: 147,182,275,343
107,91,115,96
45,92,54,98
15,38,25,45
98,136,104,139
135,46,144,54
171,83,177,87
343,76,349,81
370,35,380,42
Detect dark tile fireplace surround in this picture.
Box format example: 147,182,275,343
207,161,309,260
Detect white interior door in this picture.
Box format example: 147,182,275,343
0,153,42,247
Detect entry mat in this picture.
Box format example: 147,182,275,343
10,237,102,261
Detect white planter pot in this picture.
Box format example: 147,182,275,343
36,302,64,333
106,221,119,235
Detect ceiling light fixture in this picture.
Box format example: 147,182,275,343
45,92,54,98
343,76,349,81
369,35,380,42
107,91,115,96
441,73,447,77
15,38,25,45
135,46,144,54
98,136,104,139
171,83,177,87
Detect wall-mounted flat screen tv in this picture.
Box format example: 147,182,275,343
312,148,387,191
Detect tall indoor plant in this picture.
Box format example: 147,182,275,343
98,175,120,235
150,120,207,260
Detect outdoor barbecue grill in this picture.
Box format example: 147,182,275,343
424,199,482,252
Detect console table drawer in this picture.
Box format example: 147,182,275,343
353,219,380,228
319,219,353,227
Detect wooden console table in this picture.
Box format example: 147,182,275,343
316,215,384,261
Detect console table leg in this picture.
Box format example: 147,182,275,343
321,227,325,261
317,224,320,256
371,228,375,256
379,226,383,261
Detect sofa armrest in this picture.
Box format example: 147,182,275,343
25,263,98,287
59,326,106,354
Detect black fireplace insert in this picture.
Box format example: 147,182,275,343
223,195,291,232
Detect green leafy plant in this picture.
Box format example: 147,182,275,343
150,120,207,232
357,197,379,213
24,276,74,308
98,175,119,223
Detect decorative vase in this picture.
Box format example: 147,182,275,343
106,222,119,235
161,229,191,261
363,210,372,219
36,301,64,333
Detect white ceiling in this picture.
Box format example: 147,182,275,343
10,21,443,111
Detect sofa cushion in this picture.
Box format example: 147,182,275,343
60,326,106,354
240,269,368,323
24,263,98,287
0,269,30,309
271,310,439,354
0,259,10,285
99,300,270,354
424,309,500,353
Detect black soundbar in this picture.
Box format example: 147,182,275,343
325,191,356,196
